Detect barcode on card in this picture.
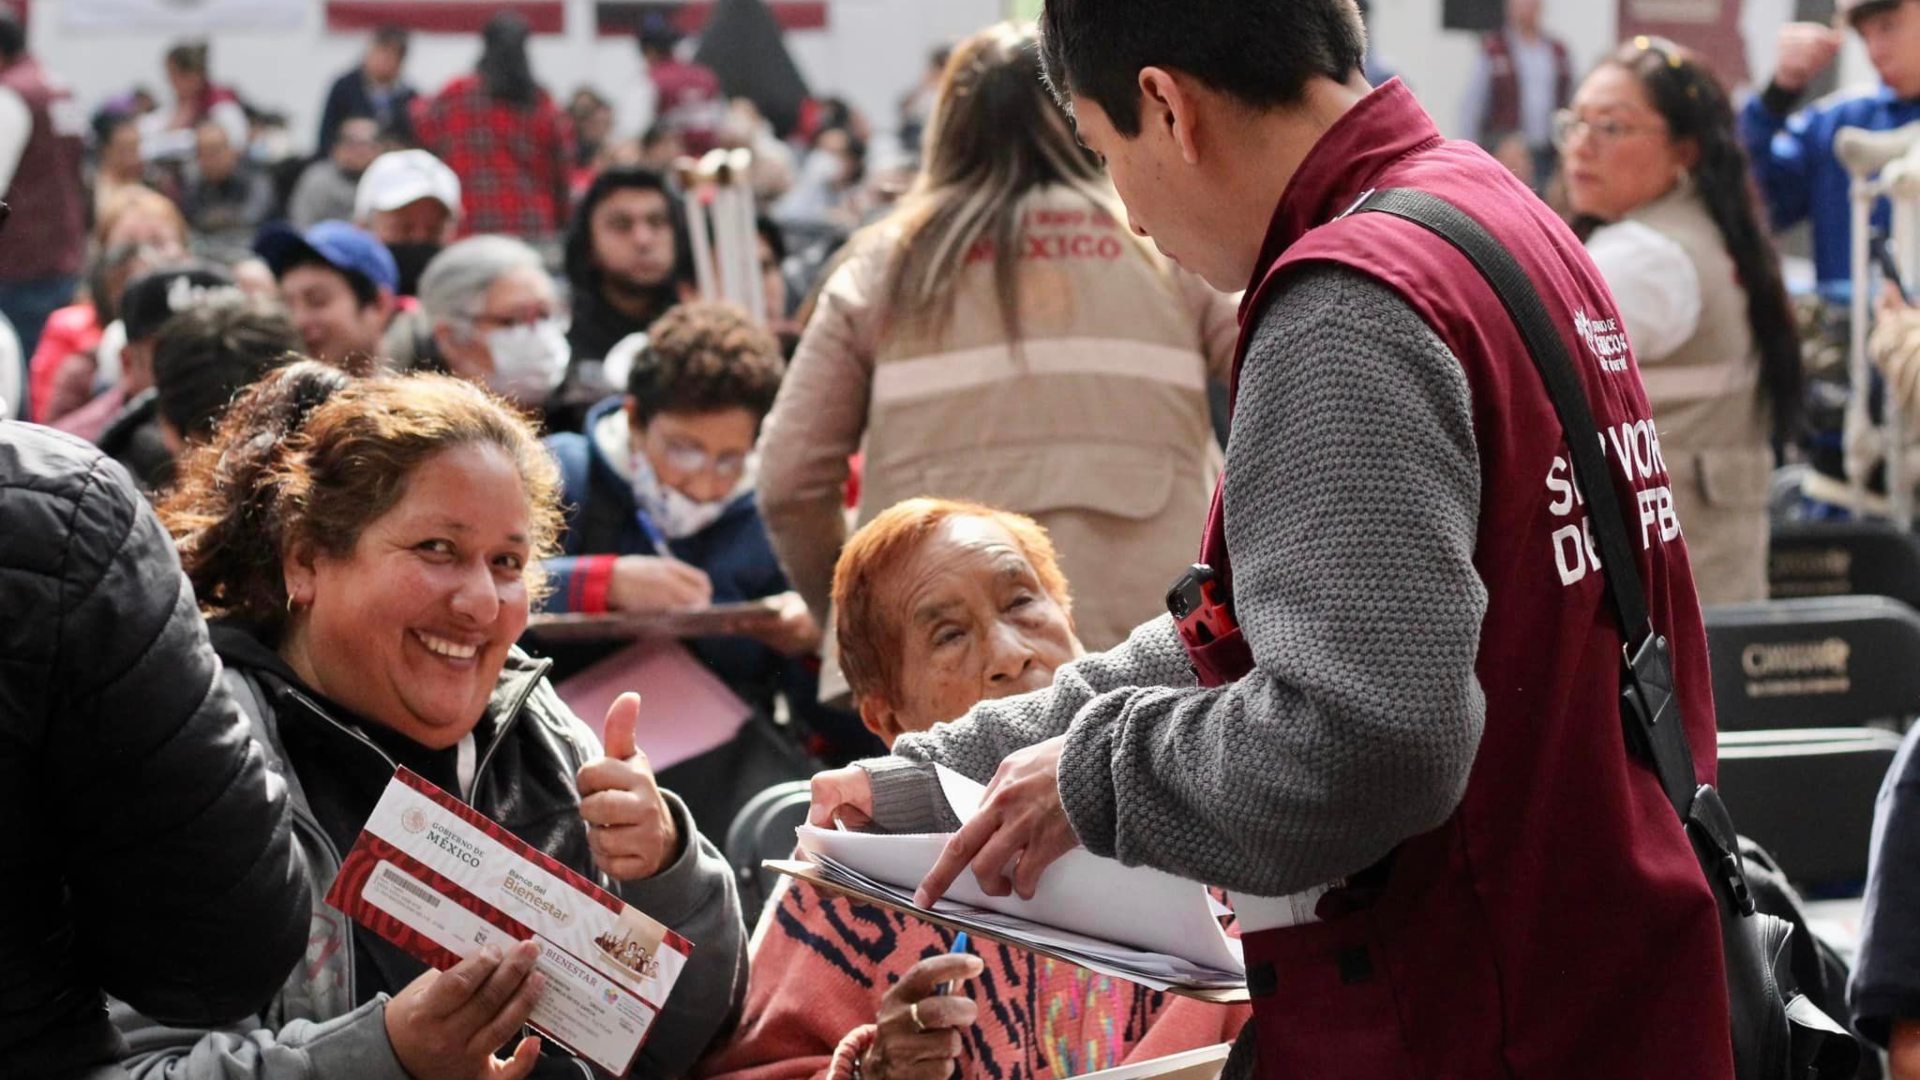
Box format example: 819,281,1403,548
382,865,443,908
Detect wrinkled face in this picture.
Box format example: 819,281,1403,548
591,187,677,291
440,265,560,383
280,264,386,364
195,124,237,182
334,118,381,175
1069,95,1246,291
370,198,455,246
863,516,1081,744
1858,1,1920,99
1562,65,1689,221
632,406,759,504
286,444,534,750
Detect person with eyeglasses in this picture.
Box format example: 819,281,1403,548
404,234,569,411
541,302,873,760
1560,37,1801,605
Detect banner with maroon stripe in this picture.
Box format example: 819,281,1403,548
594,1,827,35
326,0,566,34
1617,0,1748,86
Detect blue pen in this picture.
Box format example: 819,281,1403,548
936,932,971,996
633,509,671,558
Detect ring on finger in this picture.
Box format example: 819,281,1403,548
909,1001,928,1033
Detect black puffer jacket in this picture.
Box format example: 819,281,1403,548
0,423,310,1079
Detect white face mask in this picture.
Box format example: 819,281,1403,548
630,451,731,540
484,319,569,404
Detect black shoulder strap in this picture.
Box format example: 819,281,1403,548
1351,188,1700,821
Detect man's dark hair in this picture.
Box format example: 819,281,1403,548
166,41,209,76
283,251,379,308
478,12,537,106
564,165,692,300
152,296,302,441
626,302,784,426
91,107,136,146
0,13,26,64
372,25,410,57
1037,0,1366,137
637,13,681,57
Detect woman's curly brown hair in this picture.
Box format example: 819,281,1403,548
626,302,786,425
161,361,565,628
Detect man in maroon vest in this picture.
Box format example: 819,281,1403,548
1462,0,1572,191
806,0,1732,1076
0,11,83,375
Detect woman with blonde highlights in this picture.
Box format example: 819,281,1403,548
115,361,747,1080
758,22,1236,660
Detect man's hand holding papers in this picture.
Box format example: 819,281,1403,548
916,735,1077,906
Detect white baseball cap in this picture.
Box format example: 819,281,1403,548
354,149,463,222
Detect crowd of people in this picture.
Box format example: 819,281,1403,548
16,0,1920,1077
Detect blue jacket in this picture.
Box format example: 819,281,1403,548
1740,83,1920,303
540,398,877,759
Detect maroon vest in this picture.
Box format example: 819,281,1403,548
0,57,84,283
1479,30,1571,145
1208,81,1731,1078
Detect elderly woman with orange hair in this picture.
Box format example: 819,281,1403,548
697,498,1246,1080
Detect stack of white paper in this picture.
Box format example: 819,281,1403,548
792,766,1244,992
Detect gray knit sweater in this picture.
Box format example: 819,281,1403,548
864,265,1490,901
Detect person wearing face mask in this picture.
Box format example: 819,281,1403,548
542,302,878,763
407,235,568,416
357,148,463,299
695,498,1248,1080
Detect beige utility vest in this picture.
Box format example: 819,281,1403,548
1626,185,1773,606
858,190,1222,649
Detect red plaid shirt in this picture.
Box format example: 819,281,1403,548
413,74,574,239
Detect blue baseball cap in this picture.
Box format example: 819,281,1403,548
253,220,399,295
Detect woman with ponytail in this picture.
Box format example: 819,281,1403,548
1559,36,1801,604
758,22,1237,656
415,12,573,240
117,361,747,1080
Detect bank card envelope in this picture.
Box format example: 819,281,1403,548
324,768,692,1076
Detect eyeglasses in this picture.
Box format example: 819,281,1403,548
655,436,748,480
1552,109,1668,150
467,308,562,332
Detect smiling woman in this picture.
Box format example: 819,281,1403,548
134,361,749,1080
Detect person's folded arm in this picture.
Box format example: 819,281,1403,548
1055,267,1487,896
